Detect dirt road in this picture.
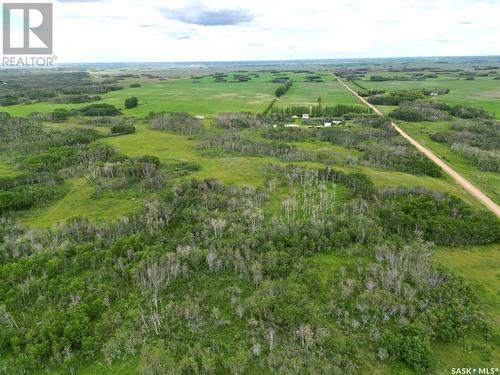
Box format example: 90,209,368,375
330,71,500,217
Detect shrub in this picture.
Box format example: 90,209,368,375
124,97,138,109
149,112,202,135
378,193,500,245
449,105,493,119
381,323,431,372
110,124,136,135
215,112,269,129
80,104,121,117
50,109,75,122
389,101,450,122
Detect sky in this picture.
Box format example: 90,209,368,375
2,0,500,62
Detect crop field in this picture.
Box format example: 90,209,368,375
0,58,499,375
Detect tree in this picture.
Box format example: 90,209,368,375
125,97,138,109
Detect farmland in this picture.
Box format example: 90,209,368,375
0,57,499,375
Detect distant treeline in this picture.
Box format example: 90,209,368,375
270,104,371,118
0,71,123,107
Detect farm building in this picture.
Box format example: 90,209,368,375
195,115,205,119
332,120,342,125
284,124,300,129
302,114,310,120
324,122,332,127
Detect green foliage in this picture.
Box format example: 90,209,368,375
275,79,293,97
367,88,449,105
270,104,370,118
363,145,442,177
124,97,138,109
0,183,67,214
390,101,451,122
48,108,78,122
378,192,500,245
80,104,121,117
0,71,121,107
149,112,202,135
0,65,499,375
110,124,136,135
449,105,493,119
382,323,432,372
214,112,270,129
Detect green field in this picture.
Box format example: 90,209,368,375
1,71,359,119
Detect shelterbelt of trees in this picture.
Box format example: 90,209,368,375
0,109,499,374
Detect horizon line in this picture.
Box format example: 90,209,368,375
55,54,500,66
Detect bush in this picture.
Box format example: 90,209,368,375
363,146,442,177
389,101,450,122
378,193,500,245
449,105,493,119
381,323,431,372
0,184,67,214
149,112,202,135
215,112,269,129
124,97,138,109
80,104,121,117
50,109,74,122
110,124,136,135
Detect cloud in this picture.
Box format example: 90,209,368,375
52,0,500,63
160,5,253,26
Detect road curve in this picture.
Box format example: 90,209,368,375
330,71,500,217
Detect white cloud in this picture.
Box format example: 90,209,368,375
47,0,500,62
